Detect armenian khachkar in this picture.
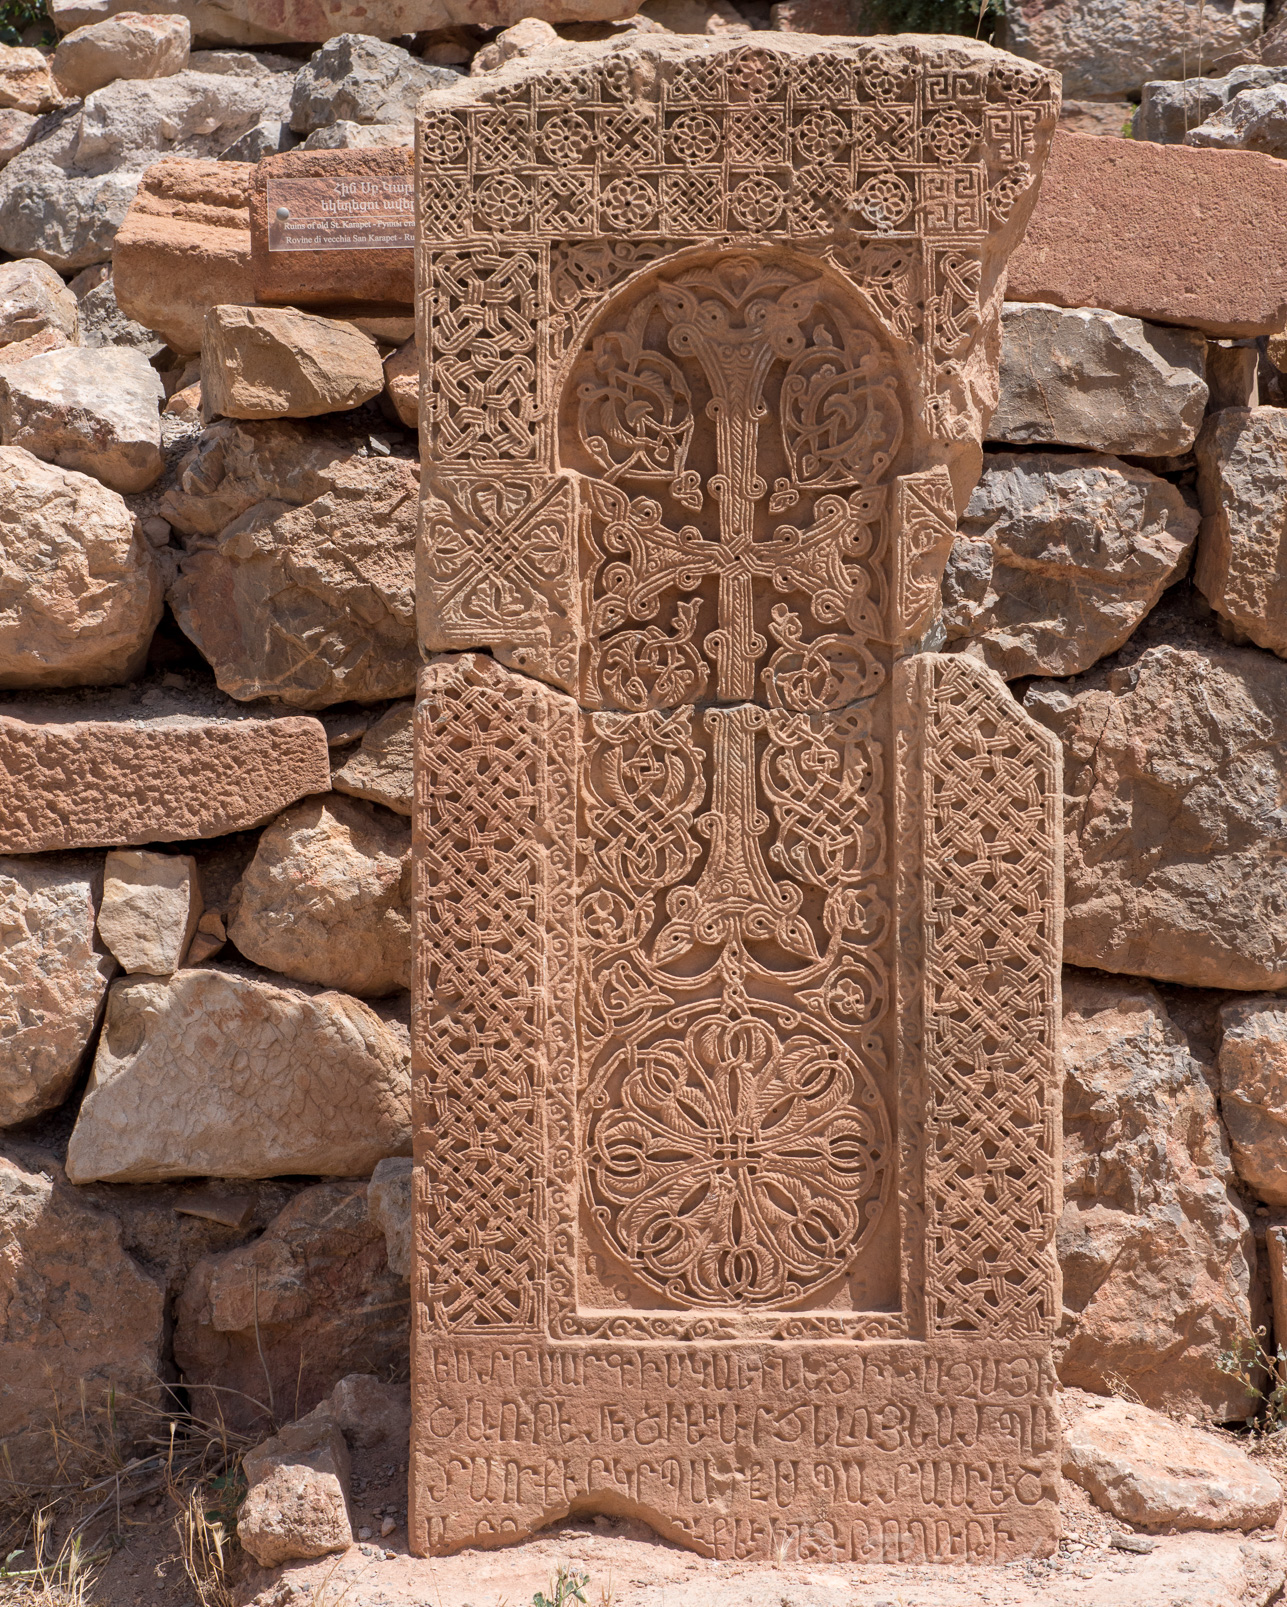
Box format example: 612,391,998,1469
409,34,1063,1563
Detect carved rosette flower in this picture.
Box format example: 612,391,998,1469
586,1012,888,1307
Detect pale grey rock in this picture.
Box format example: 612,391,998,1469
1194,407,1287,657
1185,82,1287,153
1006,0,1265,101
188,49,298,75
1217,995,1287,1205
1026,622,1287,990
992,302,1208,456
0,109,36,166
366,1155,411,1279
65,965,412,1183
0,345,164,493
238,1412,352,1567
298,120,410,149
289,36,459,134
1134,65,1287,143
1063,1392,1282,1530
77,271,164,356
1059,973,1256,1420
0,854,115,1128
0,446,162,688
322,1372,409,1451
218,117,296,160
97,848,202,976
52,13,190,101
471,17,558,73
0,70,291,271
944,452,1196,680
169,455,419,709
228,794,411,998
331,699,412,816
0,258,78,348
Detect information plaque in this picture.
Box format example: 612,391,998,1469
266,174,414,253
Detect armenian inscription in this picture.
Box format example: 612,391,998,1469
411,34,1062,1562
266,175,415,252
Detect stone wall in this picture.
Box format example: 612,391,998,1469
2,0,1287,1565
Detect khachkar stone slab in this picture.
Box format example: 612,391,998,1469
410,34,1063,1565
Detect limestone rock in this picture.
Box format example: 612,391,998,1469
332,698,412,816
322,1371,409,1451
1194,407,1287,658
76,270,164,356
175,1179,409,1436
0,688,331,852
229,794,411,997
0,1150,164,1483
0,259,78,349
471,18,558,73
53,13,191,101
1009,132,1287,338
66,965,410,1183
1185,83,1287,154
238,1413,352,1567
1025,622,1287,989
0,346,164,493
0,447,163,688
113,159,253,355
943,452,1196,680
97,849,202,976
169,456,419,709
288,35,460,135
295,119,408,150
1217,996,1287,1205
1133,65,1287,144
367,1155,411,1279
0,70,290,273
219,117,295,160
1058,973,1257,1420
0,48,62,115
201,305,384,421
159,415,359,537
0,109,36,166
1063,1393,1282,1530
992,303,1208,456
0,855,115,1128
1005,0,1264,100
0,328,73,369
382,336,416,429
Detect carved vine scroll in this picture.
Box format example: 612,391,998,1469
412,32,1061,1565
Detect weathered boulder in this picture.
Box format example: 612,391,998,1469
332,698,412,816
201,305,384,420
1005,0,1264,101
169,455,419,708
470,17,559,72
1025,617,1287,990
1185,82,1287,153
0,855,115,1128
1133,65,1287,144
0,109,36,167
1058,972,1257,1419
1194,407,1287,658
1063,1392,1282,1531
64,965,411,1183
229,794,411,997
238,1413,352,1567
297,120,410,150
0,259,78,349
1217,995,1287,1205
991,302,1208,456
289,35,459,134
0,687,331,852
0,70,290,272
0,346,164,493
0,1150,164,1483
97,848,202,976
76,270,163,356
175,1179,409,1436
113,159,253,355
219,117,295,161
0,48,62,115
367,1155,411,1279
0,447,162,688
1009,132,1287,338
382,336,416,429
323,1370,409,1451
52,13,190,101
944,452,1196,680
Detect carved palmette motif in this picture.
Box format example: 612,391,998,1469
412,32,1061,1562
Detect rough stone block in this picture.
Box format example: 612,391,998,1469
992,302,1208,456
0,446,163,689
64,964,412,1183
289,35,457,134
97,848,202,976
201,303,384,420
0,855,115,1128
1184,82,1287,154
0,47,62,115
1195,407,1287,657
0,688,331,852
238,1414,352,1567
113,158,255,355
332,698,413,816
52,13,191,101
1009,132,1287,337
0,258,78,349
1216,995,1287,1206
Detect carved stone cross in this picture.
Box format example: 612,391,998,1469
411,33,1063,1565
